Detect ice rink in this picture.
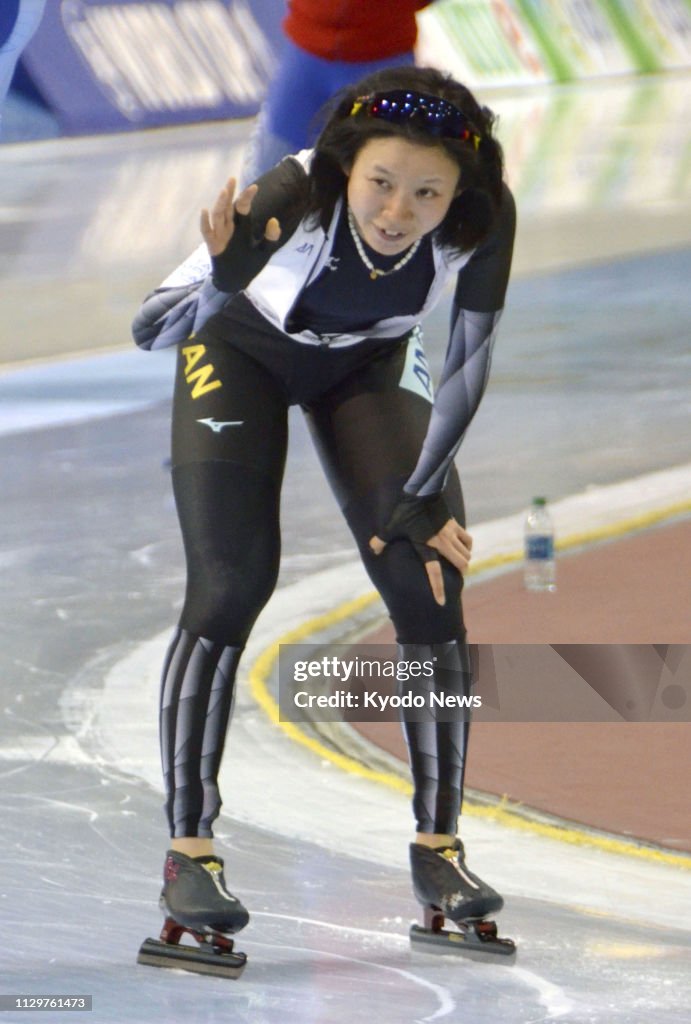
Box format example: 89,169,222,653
1,72,690,1022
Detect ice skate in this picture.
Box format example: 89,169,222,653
137,850,249,977
409,839,516,961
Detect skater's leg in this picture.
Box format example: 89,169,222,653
305,336,471,838
159,626,244,842
163,336,288,848
397,638,472,846
306,338,508,931
148,336,288,944
241,42,331,183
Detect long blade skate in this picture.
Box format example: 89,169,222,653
410,907,516,963
137,917,247,978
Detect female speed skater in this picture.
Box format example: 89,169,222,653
134,64,517,974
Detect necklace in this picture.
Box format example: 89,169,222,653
347,207,421,280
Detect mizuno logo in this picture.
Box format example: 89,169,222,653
197,418,243,433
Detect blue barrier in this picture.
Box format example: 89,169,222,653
18,0,284,135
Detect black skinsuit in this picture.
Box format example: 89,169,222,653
134,156,515,839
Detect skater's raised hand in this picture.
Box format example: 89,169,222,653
200,178,281,257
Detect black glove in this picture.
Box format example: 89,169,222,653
211,209,282,293
379,493,451,547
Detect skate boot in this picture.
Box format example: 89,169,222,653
409,839,516,961
137,851,249,977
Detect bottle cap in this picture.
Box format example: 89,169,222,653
532,496,547,506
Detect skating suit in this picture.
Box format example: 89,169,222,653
133,154,515,839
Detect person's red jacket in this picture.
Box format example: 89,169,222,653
283,0,432,62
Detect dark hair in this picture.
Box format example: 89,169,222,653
304,66,505,254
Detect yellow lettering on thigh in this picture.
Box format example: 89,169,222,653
182,344,222,398
182,343,206,375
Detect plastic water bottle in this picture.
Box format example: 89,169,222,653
524,497,556,592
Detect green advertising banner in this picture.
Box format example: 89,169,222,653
416,0,549,87
513,0,639,78
600,0,691,70
417,0,691,84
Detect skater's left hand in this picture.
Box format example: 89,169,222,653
423,519,473,603
369,519,473,606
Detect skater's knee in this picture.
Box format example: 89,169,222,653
181,558,279,645
385,566,464,643
365,541,465,642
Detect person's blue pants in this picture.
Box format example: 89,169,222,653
243,39,415,183
0,0,46,112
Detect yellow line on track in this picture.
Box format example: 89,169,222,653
248,504,691,872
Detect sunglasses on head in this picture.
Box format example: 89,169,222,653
349,90,481,149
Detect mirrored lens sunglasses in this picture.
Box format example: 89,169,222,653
349,90,481,149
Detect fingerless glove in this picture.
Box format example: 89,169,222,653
379,493,451,546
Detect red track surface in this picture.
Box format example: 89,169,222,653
353,520,691,852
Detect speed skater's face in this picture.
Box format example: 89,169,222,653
345,136,461,257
